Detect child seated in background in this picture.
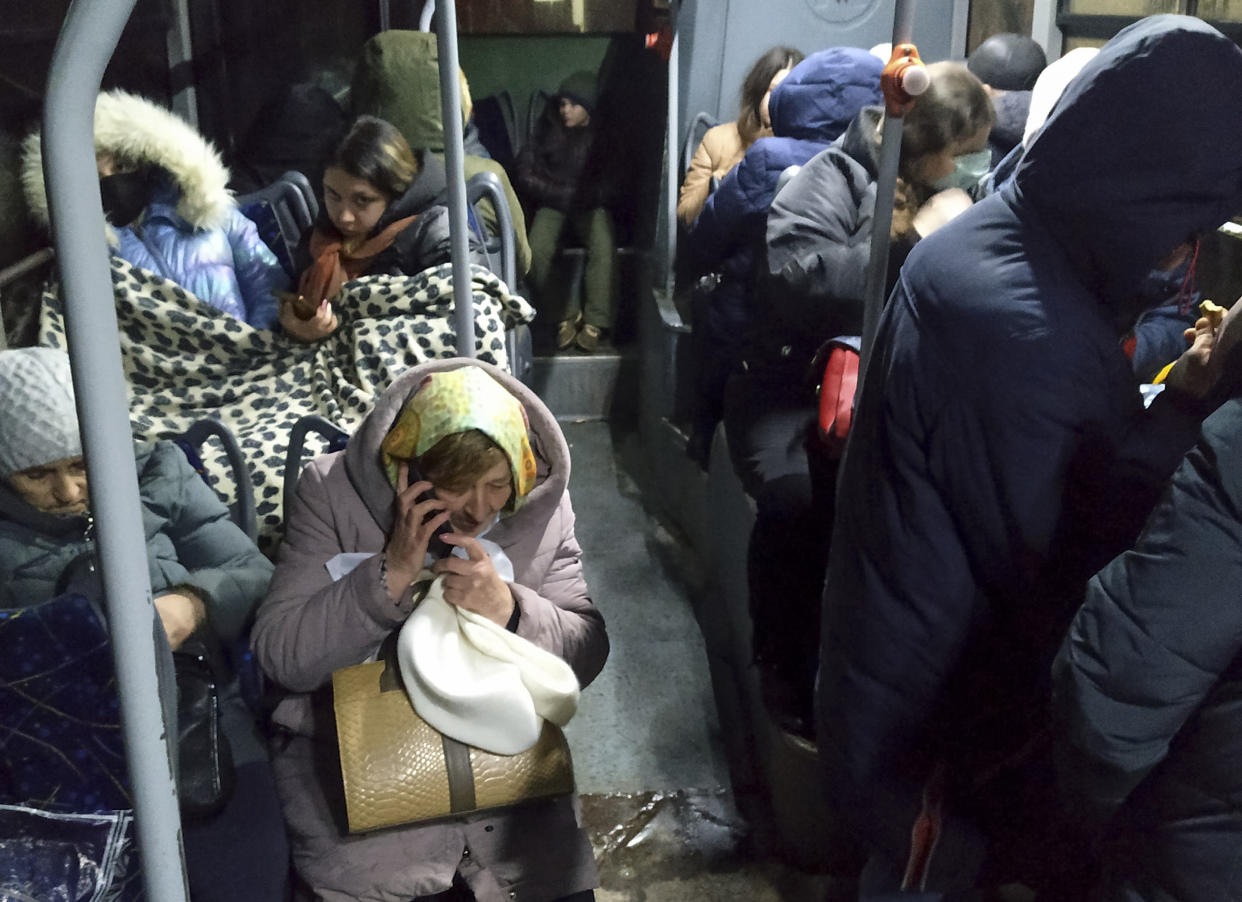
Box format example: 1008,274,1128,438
515,71,619,354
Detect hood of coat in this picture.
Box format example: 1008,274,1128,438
835,106,884,181
379,150,447,226
1013,15,1242,318
345,358,569,536
768,47,883,144
22,90,234,233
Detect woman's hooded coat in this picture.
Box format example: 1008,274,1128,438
22,90,288,327
251,357,607,902
816,16,1242,890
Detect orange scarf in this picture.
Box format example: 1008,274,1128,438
297,215,418,309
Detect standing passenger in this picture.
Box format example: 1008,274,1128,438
1053,383,1242,902
676,45,805,228
817,16,1242,896
515,71,618,354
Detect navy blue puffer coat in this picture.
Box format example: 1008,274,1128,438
687,46,882,345
817,15,1242,892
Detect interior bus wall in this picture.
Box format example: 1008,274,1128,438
676,0,956,135
968,0,1038,52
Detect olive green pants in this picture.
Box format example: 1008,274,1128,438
527,206,617,330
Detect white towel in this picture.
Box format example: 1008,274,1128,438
397,576,580,755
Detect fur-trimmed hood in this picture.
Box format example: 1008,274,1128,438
22,90,235,232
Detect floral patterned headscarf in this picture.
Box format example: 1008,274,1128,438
379,366,537,510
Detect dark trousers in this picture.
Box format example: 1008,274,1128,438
184,760,291,902
723,367,840,722
414,876,595,901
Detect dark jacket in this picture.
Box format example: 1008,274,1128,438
1053,397,1242,902
817,16,1242,890
687,47,882,344
754,105,915,370
0,441,271,643
294,152,485,278
513,114,616,214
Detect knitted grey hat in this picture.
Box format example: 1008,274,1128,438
0,348,82,476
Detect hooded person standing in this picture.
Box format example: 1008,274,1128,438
684,45,883,465
817,16,1242,896
515,70,619,354
22,90,289,328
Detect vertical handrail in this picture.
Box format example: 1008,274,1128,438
859,0,920,374
433,0,475,358
43,0,190,900
664,1,680,301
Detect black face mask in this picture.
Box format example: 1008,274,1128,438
98,169,152,227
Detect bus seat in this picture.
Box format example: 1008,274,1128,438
174,417,258,544
283,415,349,524
473,89,519,168
467,170,532,383
236,171,318,279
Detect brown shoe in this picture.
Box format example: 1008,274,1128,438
575,323,603,353
555,315,582,351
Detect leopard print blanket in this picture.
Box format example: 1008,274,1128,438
39,257,535,551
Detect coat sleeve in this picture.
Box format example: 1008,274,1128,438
686,147,768,274
764,148,871,318
144,442,274,645
251,461,411,692
226,208,290,329
508,494,608,690
677,136,716,229
1052,399,1242,826
514,141,574,213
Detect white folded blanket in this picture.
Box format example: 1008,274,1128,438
397,576,580,755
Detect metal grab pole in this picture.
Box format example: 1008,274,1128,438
859,0,926,374
433,0,476,359
664,1,680,302
43,1,190,900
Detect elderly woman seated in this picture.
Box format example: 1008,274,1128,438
0,347,288,902
252,357,609,902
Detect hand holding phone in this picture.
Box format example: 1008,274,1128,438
383,461,453,597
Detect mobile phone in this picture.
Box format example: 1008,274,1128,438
409,462,453,559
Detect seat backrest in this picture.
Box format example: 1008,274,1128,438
174,418,258,543
465,170,517,289
236,172,318,277
284,415,349,524
526,89,553,147
681,111,720,182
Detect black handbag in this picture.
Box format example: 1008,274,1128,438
173,634,236,822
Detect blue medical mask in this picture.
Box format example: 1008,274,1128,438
928,148,993,193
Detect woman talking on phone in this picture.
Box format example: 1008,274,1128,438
252,357,608,901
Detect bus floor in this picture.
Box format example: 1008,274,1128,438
562,420,835,901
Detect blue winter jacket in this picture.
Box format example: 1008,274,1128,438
687,47,882,342
817,16,1242,891
117,178,288,329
